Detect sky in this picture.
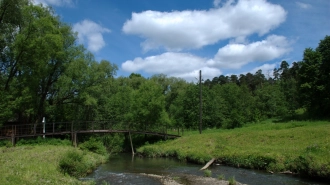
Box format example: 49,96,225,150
32,0,330,82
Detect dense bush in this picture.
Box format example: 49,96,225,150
59,150,89,178
79,137,107,155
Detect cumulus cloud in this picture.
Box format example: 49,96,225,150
296,2,311,9
122,52,221,82
122,0,286,51
208,35,291,69
122,35,291,81
32,0,74,7
73,20,111,52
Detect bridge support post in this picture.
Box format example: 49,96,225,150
73,132,77,148
129,131,134,156
11,125,16,146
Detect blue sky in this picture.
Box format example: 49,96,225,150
33,0,329,82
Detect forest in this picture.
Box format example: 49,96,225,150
1,0,330,131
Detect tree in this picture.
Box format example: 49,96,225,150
298,36,330,117
131,80,165,131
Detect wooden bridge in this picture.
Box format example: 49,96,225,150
0,121,180,146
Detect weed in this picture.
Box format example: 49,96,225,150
217,174,225,180
228,176,236,185
204,169,212,177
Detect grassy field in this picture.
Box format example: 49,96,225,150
0,145,107,185
137,120,330,179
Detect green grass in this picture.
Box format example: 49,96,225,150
137,120,330,179
204,169,212,177
228,176,236,185
0,145,108,185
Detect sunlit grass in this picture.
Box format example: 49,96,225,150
138,120,330,178
0,145,107,185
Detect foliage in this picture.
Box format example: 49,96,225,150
59,150,88,177
0,0,329,143
16,137,71,146
79,137,107,155
103,134,125,154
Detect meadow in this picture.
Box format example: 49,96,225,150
0,141,107,185
137,120,330,179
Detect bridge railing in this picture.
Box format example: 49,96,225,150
0,121,172,139
0,121,118,139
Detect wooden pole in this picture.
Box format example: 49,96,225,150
199,70,202,134
73,132,77,148
129,131,135,156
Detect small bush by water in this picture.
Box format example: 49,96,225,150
59,150,90,177
79,137,107,155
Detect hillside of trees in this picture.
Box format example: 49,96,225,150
1,1,329,130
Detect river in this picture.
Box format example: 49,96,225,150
83,153,329,185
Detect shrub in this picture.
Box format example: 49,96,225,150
16,137,71,146
59,150,89,178
79,137,107,155
102,134,124,154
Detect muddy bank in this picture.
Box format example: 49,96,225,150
141,173,246,185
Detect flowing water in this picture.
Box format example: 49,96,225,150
84,153,329,185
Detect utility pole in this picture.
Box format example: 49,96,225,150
199,70,202,134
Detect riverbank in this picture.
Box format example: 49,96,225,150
141,173,246,185
0,145,107,185
137,120,330,180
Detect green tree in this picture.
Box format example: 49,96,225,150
298,36,330,117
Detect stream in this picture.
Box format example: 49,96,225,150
83,153,329,185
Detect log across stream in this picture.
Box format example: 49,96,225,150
82,153,329,185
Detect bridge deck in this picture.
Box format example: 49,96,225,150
0,121,181,141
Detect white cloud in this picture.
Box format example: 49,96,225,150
296,2,311,9
73,20,111,52
213,0,222,7
122,35,291,81
122,52,221,82
208,35,291,69
122,0,286,51
32,0,74,7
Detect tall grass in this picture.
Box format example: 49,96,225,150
0,145,107,185
137,120,330,179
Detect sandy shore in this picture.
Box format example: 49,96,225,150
140,173,247,185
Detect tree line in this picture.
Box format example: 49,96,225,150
1,1,329,130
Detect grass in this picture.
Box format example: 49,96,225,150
228,176,236,185
137,120,330,179
217,174,225,180
204,169,212,177
0,144,108,185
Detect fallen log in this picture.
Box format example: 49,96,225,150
280,170,293,174
200,158,216,170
